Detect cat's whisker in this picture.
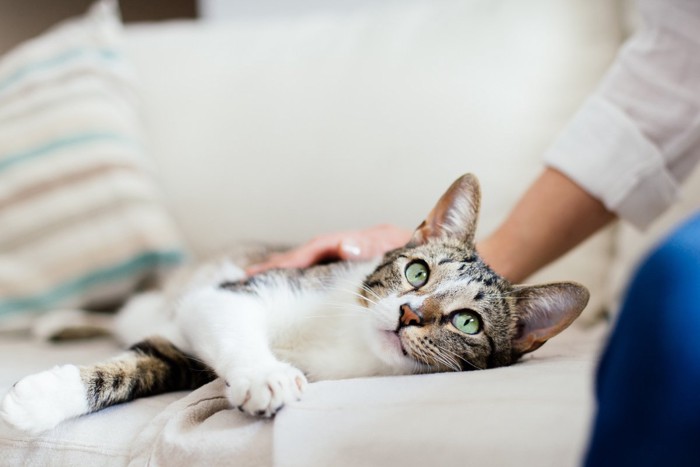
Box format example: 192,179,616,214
317,304,368,314
414,339,460,372
408,362,426,374
407,344,427,366
437,352,461,372
326,286,379,307
318,308,366,316
432,344,470,369
356,282,382,302
319,300,363,309
336,278,382,302
428,351,452,369
475,292,545,300
319,301,372,315
407,339,440,370
426,346,460,372
299,314,364,320
438,346,484,371
340,283,381,305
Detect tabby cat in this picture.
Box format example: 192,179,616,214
1,174,588,433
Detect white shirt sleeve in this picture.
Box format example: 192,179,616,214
543,0,700,229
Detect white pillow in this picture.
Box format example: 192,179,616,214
0,1,185,324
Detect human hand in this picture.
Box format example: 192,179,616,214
246,224,412,275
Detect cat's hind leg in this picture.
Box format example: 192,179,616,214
1,337,215,434
1,364,88,434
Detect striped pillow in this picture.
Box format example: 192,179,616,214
0,1,185,323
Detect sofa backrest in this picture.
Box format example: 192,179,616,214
124,0,623,319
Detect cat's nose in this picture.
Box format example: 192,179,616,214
399,304,423,328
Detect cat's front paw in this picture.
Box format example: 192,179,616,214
1,365,88,434
225,362,307,418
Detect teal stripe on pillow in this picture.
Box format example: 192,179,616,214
0,250,185,317
0,132,136,173
0,48,119,95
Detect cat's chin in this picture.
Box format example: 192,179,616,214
379,330,405,355
364,327,419,373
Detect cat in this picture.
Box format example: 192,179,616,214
0,173,589,434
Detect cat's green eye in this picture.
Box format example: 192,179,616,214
405,260,430,288
452,311,481,335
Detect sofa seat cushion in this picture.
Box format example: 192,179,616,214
0,325,605,467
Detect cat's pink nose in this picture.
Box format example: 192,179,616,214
399,304,423,327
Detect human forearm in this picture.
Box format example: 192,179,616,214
477,167,615,283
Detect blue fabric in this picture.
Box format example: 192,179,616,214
585,212,700,467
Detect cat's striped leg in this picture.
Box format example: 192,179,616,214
1,337,215,434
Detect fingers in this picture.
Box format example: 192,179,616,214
338,239,362,259
337,237,385,260
246,225,413,275
337,225,412,260
246,237,339,275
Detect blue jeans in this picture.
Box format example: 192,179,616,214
585,213,700,467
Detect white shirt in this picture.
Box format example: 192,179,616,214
544,0,700,229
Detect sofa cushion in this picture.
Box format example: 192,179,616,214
0,1,185,325
0,324,603,467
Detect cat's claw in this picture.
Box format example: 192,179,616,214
1,365,88,434
225,362,307,418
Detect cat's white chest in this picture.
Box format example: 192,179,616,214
267,292,389,381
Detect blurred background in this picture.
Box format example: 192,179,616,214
0,0,399,54
0,0,651,319
0,0,197,55
0,0,637,55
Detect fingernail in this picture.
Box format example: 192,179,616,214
340,241,362,258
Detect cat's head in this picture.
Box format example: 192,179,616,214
359,173,589,373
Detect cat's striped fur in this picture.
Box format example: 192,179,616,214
83,338,216,413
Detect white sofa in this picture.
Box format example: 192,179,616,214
2,1,700,465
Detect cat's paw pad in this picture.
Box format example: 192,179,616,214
225,363,307,418
1,365,88,434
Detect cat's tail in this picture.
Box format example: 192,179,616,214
31,291,171,347
1,337,216,434
31,308,115,341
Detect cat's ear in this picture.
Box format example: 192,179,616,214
407,173,481,247
510,282,589,356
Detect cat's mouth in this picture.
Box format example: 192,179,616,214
381,330,408,356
